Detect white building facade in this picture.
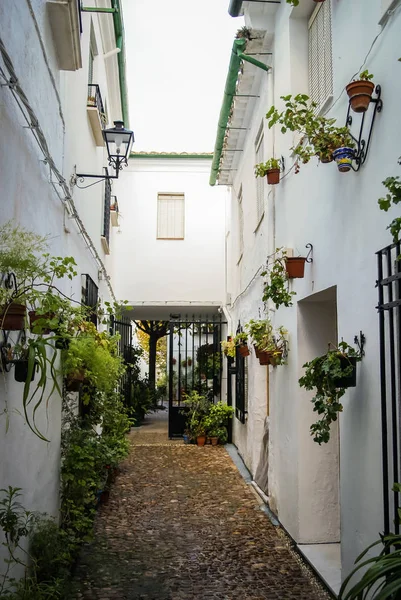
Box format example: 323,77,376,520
212,0,401,593
0,0,130,556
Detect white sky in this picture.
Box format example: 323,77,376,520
122,0,243,152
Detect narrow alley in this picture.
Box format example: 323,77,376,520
69,411,331,600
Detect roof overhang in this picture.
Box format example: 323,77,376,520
210,31,272,186
124,303,223,321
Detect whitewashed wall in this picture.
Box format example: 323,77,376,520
223,0,401,583
0,0,121,572
113,157,227,308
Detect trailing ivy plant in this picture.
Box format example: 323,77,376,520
261,250,296,309
298,341,361,445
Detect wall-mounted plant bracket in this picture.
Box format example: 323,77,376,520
305,243,313,263
280,156,285,172
346,85,383,172
354,330,366,358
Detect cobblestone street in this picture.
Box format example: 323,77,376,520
69,411,331,600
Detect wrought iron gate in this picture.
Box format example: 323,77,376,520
168,316,224,438
110,315,133,408
377,241,401,535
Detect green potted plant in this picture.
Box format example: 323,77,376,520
221,337,236,358
245,319,287,366
261,251,296,309
181,391,211,446
298,341,361,445
204,402,234,445
254,158,281,185
345,70,375,113
234,331,250,357
330,127,356,173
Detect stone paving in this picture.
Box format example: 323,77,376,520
69,411,331,600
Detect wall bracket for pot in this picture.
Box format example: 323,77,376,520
305,243,313,263
354,330,366,358
345,85,383,172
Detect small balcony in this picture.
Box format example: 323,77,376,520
87,84,107,147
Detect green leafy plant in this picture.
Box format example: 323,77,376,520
378,175,401,242
245,319,288,364
221,337,236,358
286,0,299,5
298,341,361,444
254,158,280,178
357,70,374,81
266,94,355,165
204,402,234,440
339,483,401,599
182,391,211,438
261,251,296,309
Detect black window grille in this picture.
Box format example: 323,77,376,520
103,178,111,246
235,348,247,423
377,241,401,535
81,274,99,327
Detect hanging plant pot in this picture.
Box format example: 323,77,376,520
55,337,70,350
254,345,261,359
266,350,283,366
285,257,306,278
0,303,26,331
345,80,375,113
14,360,36,383
266,168,280,185
258,351,270,366
238,344,250,358
335,356,357,388
28,311,54,334
318,152,334,163
332,147,355,173
65,369,85,392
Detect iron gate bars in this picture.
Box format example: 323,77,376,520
377,241,401,535
168,315,224,438
110,315,133,408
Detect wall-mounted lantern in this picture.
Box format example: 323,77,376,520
74,120,134,186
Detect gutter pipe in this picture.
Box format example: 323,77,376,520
228,0,243,17
209,38,269,186
112,0,130,127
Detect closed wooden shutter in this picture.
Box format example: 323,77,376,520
157,194,185,239
308,0,333,110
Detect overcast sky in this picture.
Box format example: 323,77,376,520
122,0,243,152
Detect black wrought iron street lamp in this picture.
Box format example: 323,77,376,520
75,120,134,185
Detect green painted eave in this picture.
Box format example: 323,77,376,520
209,37,269,186
112,0,129,128
130,153,213,159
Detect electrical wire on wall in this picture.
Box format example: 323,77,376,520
0,36,117,302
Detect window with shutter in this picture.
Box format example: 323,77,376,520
255,124,265,223
308,0,333,111
157,193,185,239
237,186,244,262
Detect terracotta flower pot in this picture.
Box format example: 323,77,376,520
0,303,26,331
258,351,270,366
238,344,250,358
196,435,207,447
266,168,280,185
28,311,54,334
254,345,261,359
285,257,306,278
346,80,375,113
210,437,219,446
332,147,355,173
266,351,283,366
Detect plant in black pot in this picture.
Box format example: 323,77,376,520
299,341,361,445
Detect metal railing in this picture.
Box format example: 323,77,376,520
87,84,107,128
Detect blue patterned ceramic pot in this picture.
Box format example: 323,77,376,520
332,147,355,172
